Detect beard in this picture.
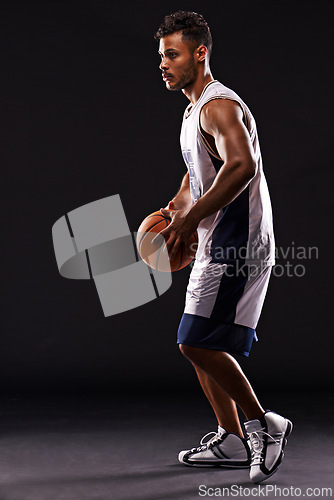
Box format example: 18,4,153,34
167,56,198,91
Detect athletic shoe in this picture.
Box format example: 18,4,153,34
178,426,251,468
244,410,293,483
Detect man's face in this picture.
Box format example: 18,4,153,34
158,31,198,91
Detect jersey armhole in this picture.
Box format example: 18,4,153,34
198,95,250,161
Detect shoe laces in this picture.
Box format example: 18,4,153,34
248,428,281,466
202,431,223,448
190,431,221,453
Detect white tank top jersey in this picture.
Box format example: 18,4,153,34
180,80,275,269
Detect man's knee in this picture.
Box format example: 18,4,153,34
179,343,202,363
179,343,222,367
179,343,189,357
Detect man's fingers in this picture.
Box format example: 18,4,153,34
160,207,173,218
152,225,175,246
165,231,177,252
160,201,175,214
169,235,182,261
151,228,184,261
152,227,168,245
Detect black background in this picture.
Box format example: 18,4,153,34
1,1,332,396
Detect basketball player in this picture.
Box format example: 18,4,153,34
154,11,292,483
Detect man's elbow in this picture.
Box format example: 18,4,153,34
243,158,257,182
224,156,257,183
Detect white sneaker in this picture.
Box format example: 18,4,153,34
178,426,251,468
245,410,293,483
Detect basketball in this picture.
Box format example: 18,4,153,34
136,210,198,272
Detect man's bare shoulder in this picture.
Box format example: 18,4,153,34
200,97,244,135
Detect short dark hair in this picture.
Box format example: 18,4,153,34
155,11,212,57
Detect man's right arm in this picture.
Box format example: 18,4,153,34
165,172,192,212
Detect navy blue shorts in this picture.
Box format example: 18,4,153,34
177,263,271,357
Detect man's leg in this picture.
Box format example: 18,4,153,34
178,357,252,468
180,344,293,482
180,344,264,421
194,365,244,436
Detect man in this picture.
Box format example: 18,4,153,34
154,11,292,484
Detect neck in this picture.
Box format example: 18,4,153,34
182,67,214,104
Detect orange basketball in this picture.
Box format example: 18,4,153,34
136,210,198,272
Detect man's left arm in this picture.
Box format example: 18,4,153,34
161,99,257,259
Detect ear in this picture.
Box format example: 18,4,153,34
197,45,208,62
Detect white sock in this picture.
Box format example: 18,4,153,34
218,425,226,437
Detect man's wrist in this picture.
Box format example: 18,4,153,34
171,194,192,211
187,200,204,227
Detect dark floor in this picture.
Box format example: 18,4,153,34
0,390,333,500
